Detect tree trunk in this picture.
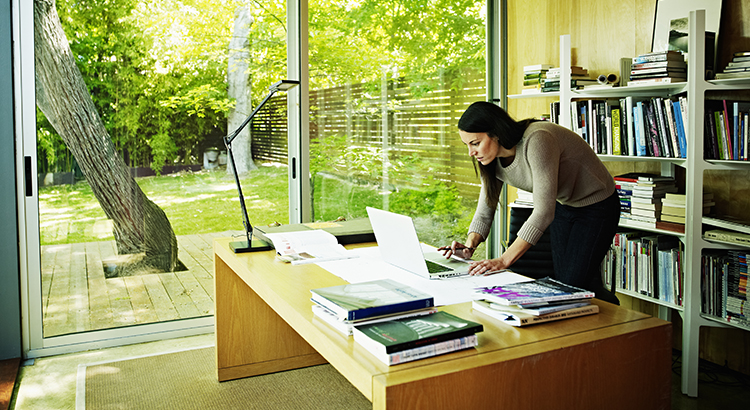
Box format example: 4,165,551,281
227,6,256,174
34,0,179,274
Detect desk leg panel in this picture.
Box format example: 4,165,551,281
215,255,327,382
372,323,671,410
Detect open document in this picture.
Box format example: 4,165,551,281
264,229,359,265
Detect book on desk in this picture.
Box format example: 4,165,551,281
473,276,595,306
471,277,598,326
352,311,483,365
310,279,434,321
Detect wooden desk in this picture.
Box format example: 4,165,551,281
214,238,671,410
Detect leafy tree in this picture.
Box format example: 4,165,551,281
35,0,179,274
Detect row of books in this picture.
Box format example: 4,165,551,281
310,276,601,364
627,50,687,86
704,100,750,161
714,51,750,80
471,277,598,326
602,231,684,305
701,250,749,329
562,96,689,158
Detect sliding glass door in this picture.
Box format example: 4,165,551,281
306,0,488,251
19,0,292,356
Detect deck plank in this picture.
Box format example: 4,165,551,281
40,245,61,320
69,242,90,333
176,236,214,300
85,241,114,331
158,272,201,318
41,233,226,336
141,274,180,322
122,275,159,324
43,243,72,337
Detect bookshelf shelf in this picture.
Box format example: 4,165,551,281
508,91,559,99
701,314,750,332
571,82,688,98
702,236,750,249
510,11,749,398
616,288,684,311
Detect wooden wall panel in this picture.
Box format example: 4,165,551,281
506,0,750,375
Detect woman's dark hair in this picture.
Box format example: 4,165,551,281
458,101,537,206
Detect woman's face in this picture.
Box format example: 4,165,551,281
459,131,502,166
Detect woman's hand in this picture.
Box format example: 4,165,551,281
468,258,508,276
437,241,475,260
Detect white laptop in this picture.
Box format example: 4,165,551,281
366,207,471,279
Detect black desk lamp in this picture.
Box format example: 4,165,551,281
224,79,300,253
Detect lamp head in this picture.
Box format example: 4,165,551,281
269,79,300,92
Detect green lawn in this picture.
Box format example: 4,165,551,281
39,165,289,245
39,164,483,257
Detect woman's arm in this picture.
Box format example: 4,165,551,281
467,237,532,276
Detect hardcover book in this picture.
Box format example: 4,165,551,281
361,334,479,366
472,299,592,317
312,304,438,336
472,300,599,327
473,277,595,306
352,311,483,355
310,279,434,321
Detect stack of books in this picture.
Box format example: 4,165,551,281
512,188,534,207
471,277,598,327
352,311,483,365
311,279,437,336
616,173,677,229
715,51,750,80
521,63,553,94
542,66,597,92
658,192,714,232
628,50,687,86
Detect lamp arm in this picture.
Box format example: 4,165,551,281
223,88,278,250
224,88,279,146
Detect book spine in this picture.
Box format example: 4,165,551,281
311,293,434,321
526,305,600,325
384,325,481,353
347,298,435,321
612,106,622,155
634,102,647,156
387,335,478,365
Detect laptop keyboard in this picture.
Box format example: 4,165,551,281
425,259,452,273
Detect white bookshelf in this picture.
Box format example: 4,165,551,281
508,10,750,397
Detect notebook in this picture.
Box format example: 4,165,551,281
365,207,471,279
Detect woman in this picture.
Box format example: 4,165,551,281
439,101,620,303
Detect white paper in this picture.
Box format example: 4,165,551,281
316,244,531,306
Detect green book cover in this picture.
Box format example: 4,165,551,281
353,311,483,354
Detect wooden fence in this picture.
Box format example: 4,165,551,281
251,72,487,196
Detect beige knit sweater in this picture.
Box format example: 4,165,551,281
468,121,615,246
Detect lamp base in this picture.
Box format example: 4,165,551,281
229,238,273,253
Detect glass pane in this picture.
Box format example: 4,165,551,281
307,1,487,253
35,1,287,337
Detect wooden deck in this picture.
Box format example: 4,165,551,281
41,231,243,338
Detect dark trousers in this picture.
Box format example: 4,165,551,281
549,191,621,304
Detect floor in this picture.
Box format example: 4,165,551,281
41,232,241,338
6,333,749,410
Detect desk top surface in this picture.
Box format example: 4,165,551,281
214,237,669,395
